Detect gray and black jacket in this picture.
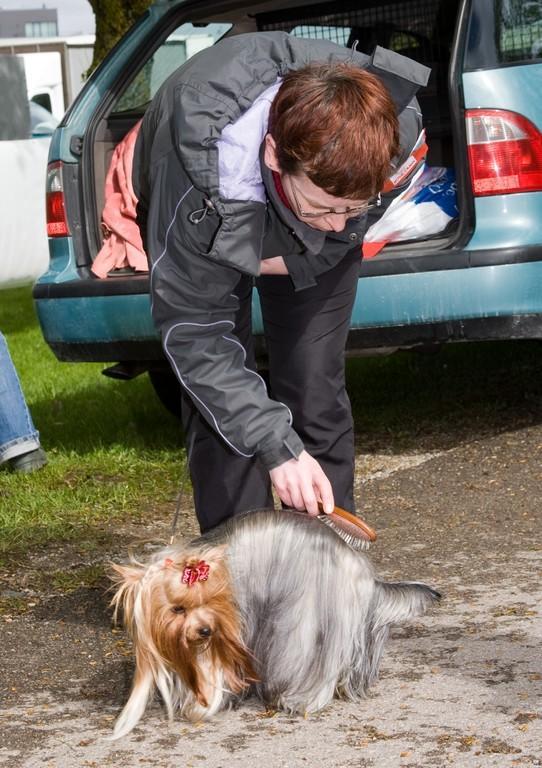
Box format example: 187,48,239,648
132,31,429,470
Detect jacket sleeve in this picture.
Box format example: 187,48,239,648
142,144,304,470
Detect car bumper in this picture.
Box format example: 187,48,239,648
33,248,542,361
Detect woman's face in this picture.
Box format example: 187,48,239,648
281,173,371,232
263,132,371,232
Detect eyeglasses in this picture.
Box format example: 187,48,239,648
288,176,381,219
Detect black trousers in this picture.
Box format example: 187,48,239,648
181,250,360,533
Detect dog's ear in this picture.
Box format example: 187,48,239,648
110,561,147,589
214,611,259,694
109,561,147,626
161,637,210,709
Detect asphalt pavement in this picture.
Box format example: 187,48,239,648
1,420,541,767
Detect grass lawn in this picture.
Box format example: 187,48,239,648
1,284,541,560
0,285,185,561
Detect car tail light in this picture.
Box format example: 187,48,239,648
466,109,542,197
46,161,70,237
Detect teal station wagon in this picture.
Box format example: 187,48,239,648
34,0,542,410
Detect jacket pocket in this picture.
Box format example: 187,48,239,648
196,199,266,277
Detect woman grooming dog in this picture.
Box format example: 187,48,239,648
111,509,440,738
133,32,429,531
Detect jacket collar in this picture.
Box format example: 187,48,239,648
259,143,326,255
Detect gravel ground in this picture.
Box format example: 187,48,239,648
1,421,541,768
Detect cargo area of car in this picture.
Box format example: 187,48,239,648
88,0,462,274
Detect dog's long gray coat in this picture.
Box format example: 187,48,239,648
203,510,439,713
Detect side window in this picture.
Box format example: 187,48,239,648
290,25,351,46
499,0,542,62
112,22,231,114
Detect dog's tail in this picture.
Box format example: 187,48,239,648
360,580,440,690
373,580,441,630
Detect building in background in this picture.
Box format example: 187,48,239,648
0,7,58,38
0,35,94,121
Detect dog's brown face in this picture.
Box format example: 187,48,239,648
111,547,257,715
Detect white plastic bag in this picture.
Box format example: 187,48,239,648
363,167,458,258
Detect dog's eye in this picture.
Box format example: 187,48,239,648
171,605,186,614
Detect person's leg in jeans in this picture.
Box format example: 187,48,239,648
181,275,273,533
0,331,47,471
257,250,360,513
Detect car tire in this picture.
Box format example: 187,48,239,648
148,367,183,420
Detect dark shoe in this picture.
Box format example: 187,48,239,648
9,447,48,473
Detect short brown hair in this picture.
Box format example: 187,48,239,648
268,63,400,200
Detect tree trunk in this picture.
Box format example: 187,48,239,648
87,0,153,74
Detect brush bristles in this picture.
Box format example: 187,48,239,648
317,514,371,551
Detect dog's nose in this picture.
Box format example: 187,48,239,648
198,626,212,638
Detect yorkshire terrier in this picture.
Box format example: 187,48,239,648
110,509,439,738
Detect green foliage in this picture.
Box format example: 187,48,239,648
87,0,154,73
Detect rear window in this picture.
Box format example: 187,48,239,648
112,22,231,115
256,0,457,65
466,0,542,69
499,2,542,62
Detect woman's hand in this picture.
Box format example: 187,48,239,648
269,450,334,516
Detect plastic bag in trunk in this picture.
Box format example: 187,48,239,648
363,167,458,258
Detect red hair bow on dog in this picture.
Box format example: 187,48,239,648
182,560,210,586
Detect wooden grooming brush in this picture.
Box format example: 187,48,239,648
317,503,377,551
